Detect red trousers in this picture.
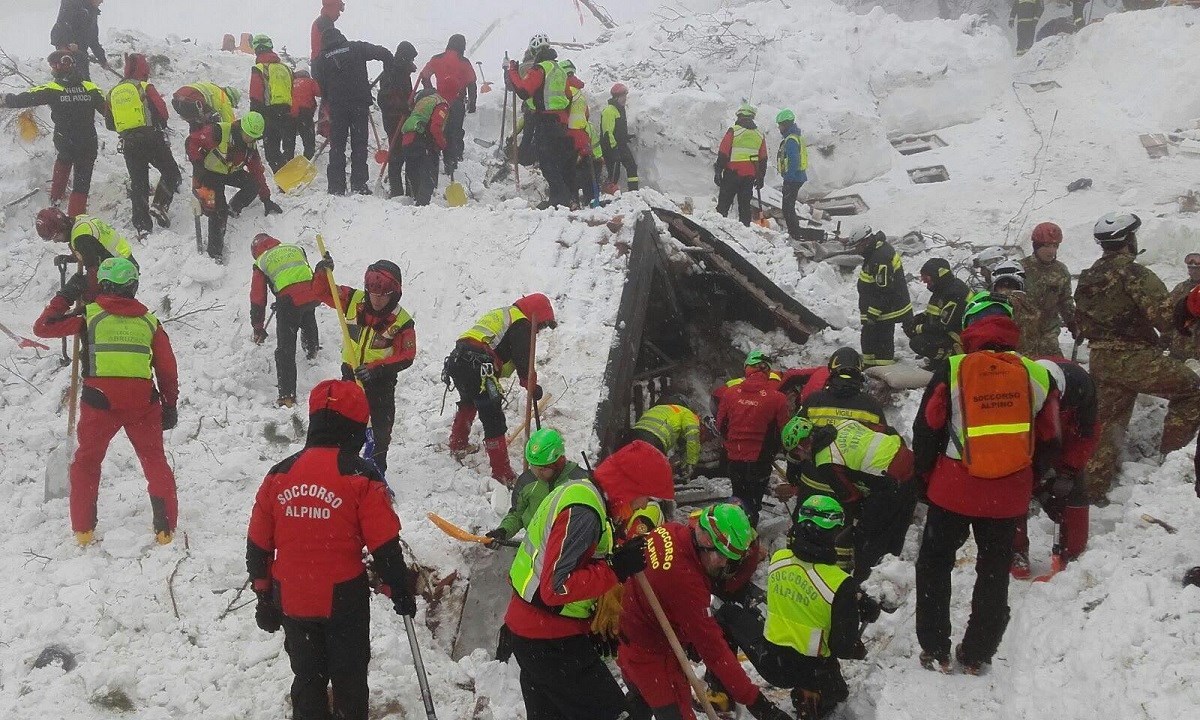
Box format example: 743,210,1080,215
70,401,177,533
618,648,696,720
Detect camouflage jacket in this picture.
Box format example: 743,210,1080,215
1074,252,1171,349
1020,255,1075,338
1165,279,1200,360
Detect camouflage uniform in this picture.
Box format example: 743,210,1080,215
1075,252,1200,501
1018,254,1075,357
1165,280,1200,361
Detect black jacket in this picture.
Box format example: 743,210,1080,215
4,74,104,151
51,0,105,64
857,236,912,322
801,380,893,433
909,273,970,342
787,533,865,659
314,32,393,108
377,60,416,131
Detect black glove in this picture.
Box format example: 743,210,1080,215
1047,470,1074,499
858,593,882,624
485,528,510,544
61,272,88,304
161,406,178,431
252,326,268,344
314,253,334,276
755,177,764,190
263,198,283,216
1194,474,1200,500
391,578,417,617
746,693,791,720
609,534,648,582
54,254,75,270
589,632,619,658
254,592,281,633
529,383,543,402
354,364,379,383
714,170,723,187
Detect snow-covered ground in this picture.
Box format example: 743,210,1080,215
2,1,1200,718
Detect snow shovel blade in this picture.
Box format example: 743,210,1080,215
374,148,389,165
427,512,517,546
44,437,74,502
18,110,39,142
445,181,467,207
275,156,318,193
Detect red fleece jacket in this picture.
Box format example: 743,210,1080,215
311,279,416,371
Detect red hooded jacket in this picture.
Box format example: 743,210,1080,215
416,48,476,104
186,121,271,199
716,370,791,462
291,76,321,116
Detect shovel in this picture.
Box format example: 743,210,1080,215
45,287,82,502
0,320,50,351
444,170,467,207
368,111,387,164
17,109,40,142
276,139,328,193
476,62,492,93
755,187,771,228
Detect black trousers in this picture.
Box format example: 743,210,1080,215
860,319,900,365
626,689,683,720
728,459,773,527
915,504,1015,664
53,135,98,197
259,105,294,172
909,330,956,362
328,103,369,194
533,114,572,208
198,169,259,260
403,137,439,206
605,145,638,190
447,346,507,439
1016,19,1038,54
280,576,372,720
285,112,317,160
382,111,408,197
274,297,319,399
445,97,466,166
510,632,629,720
853,487,917,583
716,171,754,226
782,180,803,239
122,129,181,233
364,372,397,473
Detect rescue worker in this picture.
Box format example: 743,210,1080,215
378,42,418,197
104,52,180,236
619,503,792,720
1019,222,1077,357
799,347,892,432
716,352,791,525
249,234,321,408
445,293,556,483
1075,212,1200,504
904,258,969,365
971,246,1008,290
313,27,393,195
246,379,417,720
171,82,238,129
715,495,879,720
1163,253,1200,361
629,403,702,477
912,297,1060,673
850,227,912,367
311,255,415,473
0,51,104,216
1072,0,1089,28
601,83,638,191
781,415,915,582
506,35,574,208
311,0,344,60
36,208,137,302
710,350,782,412
33,257,179,546
1010,0,1044,55
486,428,587,545
1172,284,1200,588
775,109,808,240
248,34,294,172
417,33,477,174
1011,358,1098,578
51,0,107,80
400,89,449,207
560,61,602,205
715,103,767,227
287,69,321,161
505,439,671,720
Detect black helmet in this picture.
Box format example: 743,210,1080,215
395,41,417,62
827,347,864,379
447,34,466,53
919,257,951,281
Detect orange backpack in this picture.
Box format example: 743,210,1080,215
954,351,1035,479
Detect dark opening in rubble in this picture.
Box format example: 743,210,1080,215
908,165,950,184
890,134,947,156
810,194,869,216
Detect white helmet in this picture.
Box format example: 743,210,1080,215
991,261,1025,292
847,226,876,245
529,33,551,51
1094,212,1141,244
972,246,1008,270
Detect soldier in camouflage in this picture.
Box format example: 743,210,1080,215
1164,253,1200,361
1019,222,1078,357
1074,213,1200,504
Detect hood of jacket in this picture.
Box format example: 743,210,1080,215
593,440,674,517
95,294,149,317
962,316,1020,353
255,50,283,65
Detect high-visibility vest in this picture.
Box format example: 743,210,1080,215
777,131,808,174
402,93,444,135
255,244,312,293
108,80,152,133
341,291,414,368
189,82,235,124
459,306,527,377
71,216,133,261
946,351,1051,478
632,404,701,465
85,303,158,379
255,62,293,107
567,86,589,130
601,103,620,148
525,60,569,112
764,549,848,657
724,371,782,388
202,123,248,175
730,126,763,164
587,121,602,159
509,477,613,619
801,419,901,495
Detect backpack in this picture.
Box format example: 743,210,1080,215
953,351,1036,478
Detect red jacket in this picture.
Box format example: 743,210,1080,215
246,445,400,618
716,371,790,462
619,522,760,707
506,63,573,124
248,50,285,107
401,96,449,150
312,279,416,371
717,119,768,180
310,10,337,61
417,49,476,104
34,293,179,409
505,440,673,639
291,76,321,116
250,265,319,331
186,122,271,199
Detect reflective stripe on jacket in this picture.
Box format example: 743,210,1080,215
764,549,848,657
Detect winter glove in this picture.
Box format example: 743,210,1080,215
608,534,648,582
746,693,791,720
53,254,75,269
590,584,624,638
60,272,88,304
252,326,268,344
263,198,283,216
314,253,334,276
161,406,178,431
858,593,882,624
354,364,380,383
254,592,281,633
484,528,510,545
391,576,417,617
755,177,764,190
588,632,619,658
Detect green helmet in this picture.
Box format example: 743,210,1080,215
781,415,813,450
775,109,795,124
241,111,266,140
962,291,1013,329
525,427,565,466
97,257,139,286
797,495,845,530
224,86,241,107
251,34,273,51
697,503,754,560
744,350,770,369
736,102,757,118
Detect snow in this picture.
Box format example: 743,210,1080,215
3,1,1200,719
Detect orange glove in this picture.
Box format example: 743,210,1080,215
192,181,217,214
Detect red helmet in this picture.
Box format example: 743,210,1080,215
364,260,403,296
1031,222,1063,247
611,83,628,97
308,379,369,424
35,207,70,241
124,53,151,81
250,233,280,259
514,293,557,328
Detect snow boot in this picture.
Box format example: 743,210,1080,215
1061,504,1089,560
156,530,174,545
1010,550,1031,580
484,436,515,484
352,185,373,196
277,395,296,408
703,671,732,713
50,160,71,205
448,404,477,454
919,651,951,673
955,643,984,675
149,202,171,228
67,192,88,217
207,213,227,262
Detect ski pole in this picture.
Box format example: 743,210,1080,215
403,615,438,719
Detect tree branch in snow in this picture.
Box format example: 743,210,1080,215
577,0,617,29
167,532,191,620
162,300,225,327
217,578,251,621
1,360,42,395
